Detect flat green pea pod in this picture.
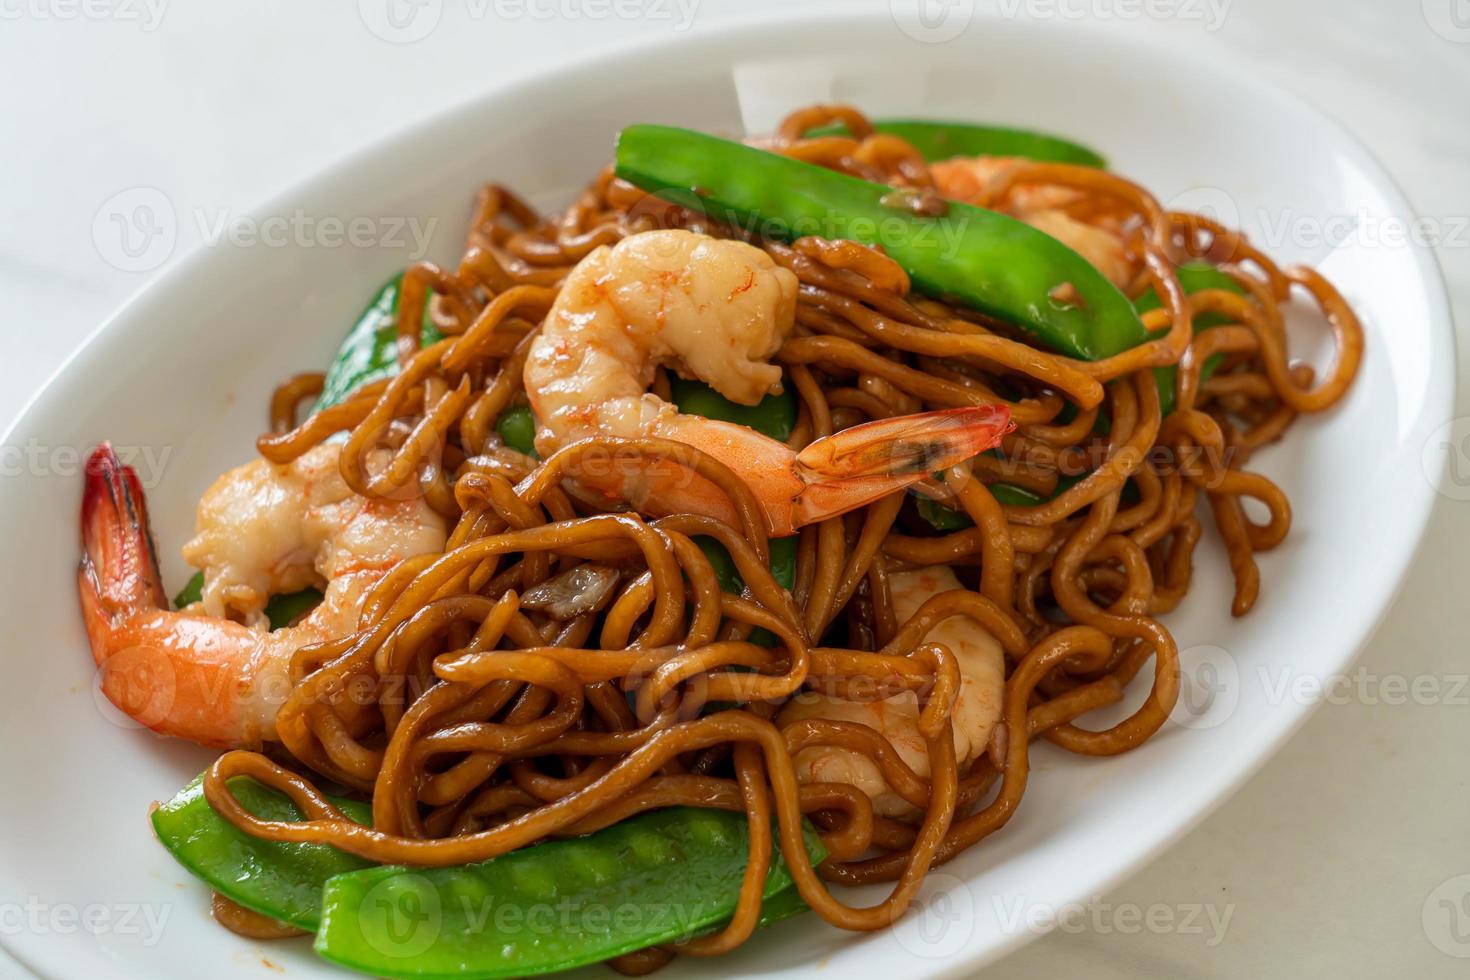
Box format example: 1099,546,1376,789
615,125,1146,362
151,774,373,931
669,375,797,442
696,534,797,595
495,403,539,457
315,806,827,979
915,263,1246,530
317,273,443,411
803,117,1107,168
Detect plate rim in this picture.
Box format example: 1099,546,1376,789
0,12,1455,979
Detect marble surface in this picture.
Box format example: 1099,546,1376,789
1,1,1467,976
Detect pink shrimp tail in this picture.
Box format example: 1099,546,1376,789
79,443,167,635
79,444,257,749
786,404,1013,531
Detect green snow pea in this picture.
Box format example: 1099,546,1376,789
669,375,797,443
695,534,798,596
317,273,443,412
150,774,373,931
915,263,1247,529
496,403,539,457
315,805,827,979
804,117,1107,167
614,125,1146,362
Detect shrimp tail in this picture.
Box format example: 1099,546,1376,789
80,443,168,634
789,405,1012,529
77,444,414,750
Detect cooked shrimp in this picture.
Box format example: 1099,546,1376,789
181,442,446,628
525,229,1012,536
933,156,1137,287
78,444,446,748
777,565,1005,818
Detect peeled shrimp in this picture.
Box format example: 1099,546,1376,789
777,565,1005,818
525,229,1012,535
933,156,1137,287
78,443,446,748
181,442,446,628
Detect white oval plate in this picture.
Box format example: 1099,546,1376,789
0,13,1451,980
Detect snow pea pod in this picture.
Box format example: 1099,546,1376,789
315,806,827,979
914,263,1246,530
804,117,1107,167
615,125,1146,362
151,775,373,931
496,403,539,457
696,534,797,596
669,375,797,442
317,272,443,411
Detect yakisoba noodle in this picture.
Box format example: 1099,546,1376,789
188,104,1360,968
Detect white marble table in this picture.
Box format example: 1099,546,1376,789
2,1,1466,976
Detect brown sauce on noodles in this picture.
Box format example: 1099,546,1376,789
206,104,1363,963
